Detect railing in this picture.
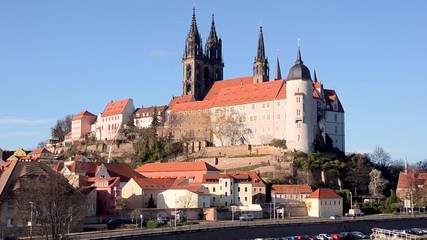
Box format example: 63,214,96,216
62,214,427,240
371,228,427,240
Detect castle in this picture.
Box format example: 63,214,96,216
69,7,345,154
166,7,345,153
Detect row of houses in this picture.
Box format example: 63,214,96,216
0,148,347,224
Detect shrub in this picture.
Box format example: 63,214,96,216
146,220,160,229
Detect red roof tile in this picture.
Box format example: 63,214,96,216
133,177,176,190
272,184,312,194
102,98,131,117
306,188,341,199
397,172,417,188
72,110,96,121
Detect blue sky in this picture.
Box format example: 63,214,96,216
0,1,426,163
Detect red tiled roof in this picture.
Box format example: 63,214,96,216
72,110,96,121
204,77,253,101
101,98,131,117
306,188,341,199
227,171,266,187
397,172,417,188
104,163,143,181
272,184,312,194
212,80,285,107
135,162,220,173
29,148,52,155
68,162,99,177
133,177,176,190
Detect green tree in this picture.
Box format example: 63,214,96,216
147,195,156,208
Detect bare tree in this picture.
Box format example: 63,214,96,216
370,146,391,168
16,172,86,239
177,192,198,209
211,109,249,146
51,114,74,141
368,169,388,197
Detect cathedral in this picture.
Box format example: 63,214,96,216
167,7,345,153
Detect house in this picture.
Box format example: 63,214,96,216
202,171,266,207
122,177,177,209
94,98,135,141
22,148,54,162
79,186,97,216
85,176,121,215
133,105,168,129
0,161,85,237
157,187,211,209
271,184,312,203
396,171,427,203
305,188,342,218
134,161,220,183
71,110,97,142
57,160,142,215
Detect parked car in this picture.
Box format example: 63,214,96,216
339,232,356,240
329,215,342,220
239,213,255,221
316,234,333,240
351,231,369,239
330,233,343,240
156,217,171,225
106,219,133,230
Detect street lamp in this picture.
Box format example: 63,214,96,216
140,214,143,228
349,191,353,209
29,201,33,239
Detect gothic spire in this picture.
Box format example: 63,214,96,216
205,13,222,63
275,55,282,80
253,26,269,83
184,6,203,59
256,26,266,61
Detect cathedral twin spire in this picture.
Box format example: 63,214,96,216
182,7,224,100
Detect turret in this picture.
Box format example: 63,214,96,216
285,43,316,153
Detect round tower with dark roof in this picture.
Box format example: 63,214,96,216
285,45,316,153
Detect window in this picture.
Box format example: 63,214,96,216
262,103,265,109
238,187,241,192
298,135,301,142
266,115,270,120
297,109,301,116
245,197,247,201
213,197,216,202
335,125,338,133
245,187,248,192
334,113,338,122
267,103,270,108
213,187,216,192
225,182,228,187
252,104,255,109
238,197,241,201
225,192,228,196
277,101,281,106
7,219,13,227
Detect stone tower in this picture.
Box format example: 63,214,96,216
253,27,269,84
285,45,316,153
182,7,223,101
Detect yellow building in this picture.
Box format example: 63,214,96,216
305,188,342,218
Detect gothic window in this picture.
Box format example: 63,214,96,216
186,65,192,80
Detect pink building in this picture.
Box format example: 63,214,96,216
71,110,97,141
85,177,121,215
134,161,220,183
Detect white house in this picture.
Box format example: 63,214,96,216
94,98,135,140
305,188,343,218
